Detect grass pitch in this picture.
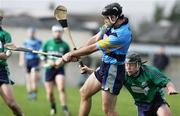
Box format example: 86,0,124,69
0,86,179,116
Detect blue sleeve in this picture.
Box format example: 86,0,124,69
95,33,130,51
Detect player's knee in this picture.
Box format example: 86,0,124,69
59,87,65,93
47,91,53,100
157,104,172,116
79,87,88,100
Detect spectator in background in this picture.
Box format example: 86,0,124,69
153,46,169,72
19,27,42,100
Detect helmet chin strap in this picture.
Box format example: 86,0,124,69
106,15,119,34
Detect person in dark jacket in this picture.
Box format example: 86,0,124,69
153,46,169,72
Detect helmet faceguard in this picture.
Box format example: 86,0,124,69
102,3,123,26
125,52,143,76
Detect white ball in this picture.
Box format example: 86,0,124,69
5,50,12,57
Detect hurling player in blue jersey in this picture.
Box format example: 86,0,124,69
19,27,42,100
56,3,132,116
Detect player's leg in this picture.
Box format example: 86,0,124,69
44,68,56,115
55,74,70,115
102,91,118,116
30,67,40,100
101,64,125,116
25,73,31,93
0,84,23,116
79,73,101,116
29,59,41,100
157,104,172,116
25,63,33,99
44,81,56,115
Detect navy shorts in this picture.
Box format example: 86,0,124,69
94,62,125,95
135,93,169,116
26,58,40,73
45,67,65,82
0,65,14,86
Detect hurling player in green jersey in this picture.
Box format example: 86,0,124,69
124,52,178,116
79,52,178,116
0,10,23,116
41,25,70,116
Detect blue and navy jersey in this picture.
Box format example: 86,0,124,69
96,21,132,65
23,38,42,60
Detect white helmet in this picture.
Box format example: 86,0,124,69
51,25,63,32
27,27,36,33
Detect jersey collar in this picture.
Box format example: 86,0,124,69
113,17,129,29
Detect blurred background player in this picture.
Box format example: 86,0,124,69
19,27,42,100
153,46,170,72
0,10,23,116
41,25,70,115
124,52,177,116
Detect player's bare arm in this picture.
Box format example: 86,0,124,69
85,33,101,46
73,43,98,56
55,43,98,67
85,23,111,46
63,43,98,62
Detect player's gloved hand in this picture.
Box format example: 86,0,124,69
99,24,110,36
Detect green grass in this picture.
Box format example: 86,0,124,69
0,86,179,116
